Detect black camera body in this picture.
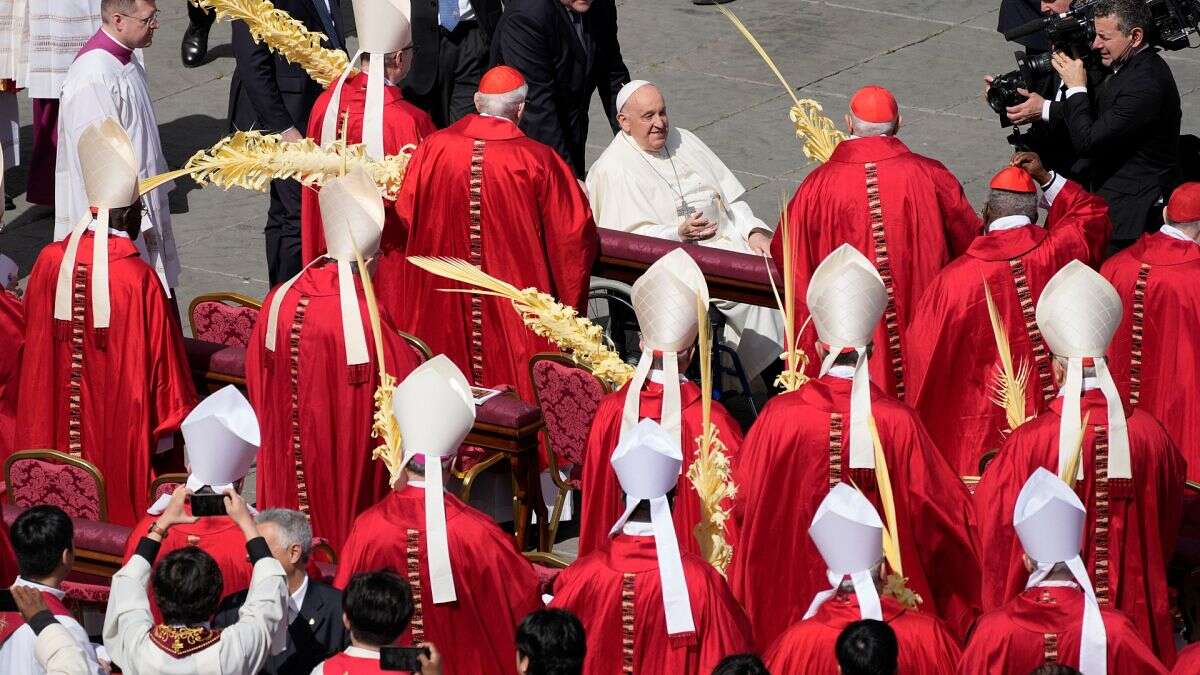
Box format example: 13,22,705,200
1003,0,1200,49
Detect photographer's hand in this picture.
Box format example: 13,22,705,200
1052,51,1087,89
1006,89,1046,126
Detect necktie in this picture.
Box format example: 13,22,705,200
311,0,341,50
440,0,460,32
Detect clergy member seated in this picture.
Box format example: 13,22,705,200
102,486,287,675
578,248,744,558
835,620,898,675
774,85,981,398
215,508,349,675
961,468,1167,673
906,153,1112,475
975,261,1184,663
727,244,981,649
122,385,260,605
11,585,93,675
586,80,785,382
763,484,960,674
334,356,542,675
1102,182,1200,482
300,0,435,264
249,168,421,550
16,118,197,526
0,506,103,674
314,570,442,675
551,420,753,674
515,609,586,675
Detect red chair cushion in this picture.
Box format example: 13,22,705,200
455,446,494,474
152,481,182,503
532,563,561,596
531,359,606,470
7,457,103,520
191,301,259,348
184,338,248,380
60,580,110,605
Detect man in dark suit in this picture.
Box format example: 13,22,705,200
1009,0,1180,250
999,0,1051,52
491,0,630,177
227,0,346,285
403,0,503,128
213,509,348,674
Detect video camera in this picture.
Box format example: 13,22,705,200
986,0,1200,128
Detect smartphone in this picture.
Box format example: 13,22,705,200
0,589,15,612
189,491,227,517
379,646,431,671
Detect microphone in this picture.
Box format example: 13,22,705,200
1004,15,1049,41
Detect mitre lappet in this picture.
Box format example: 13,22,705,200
805,483,885,622
388,355,476,605
148,385,260,515
623,248,709,455
609,418,696,636
53,118,156,334
807,244,887,469
320,0,412,159
1015,467,1107,675
264,168,384,373
1035,260,1129,480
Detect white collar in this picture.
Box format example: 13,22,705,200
827,364,855,380
479,112,517,125
1058,376,1100,396
100,27,137,52
1034,579,1081,589
987,214,1034,232
406,480,426,489
621,521,656,537
87,221,130,239
847,133,892,140
289,575,310,614
13,577,65,599
1159,224,1197,243
345,646,381,659
649,369,688,385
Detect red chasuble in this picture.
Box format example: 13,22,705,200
0,289,22,464
726,374,981,650
576,380,744,559
301,72,436,265
317,651,386,674
764,594,960,674
905,180,1111,475
772,136,980,400
959,585,1167,674
974,391,1184,663
246,262,420,550
123,509,252,617
334,486,543,675
15,233,197,526
550,533,753,675
377,113,598,403
1173,641,1200,674
1102,233,1200,481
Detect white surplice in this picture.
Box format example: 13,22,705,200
0,0,26,168
587,127,785,378
54,41,178,290
0,577,104,675
25,0,100,99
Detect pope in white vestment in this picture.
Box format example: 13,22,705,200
587,80,785,379
55,21,177,291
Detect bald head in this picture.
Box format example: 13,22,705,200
617,84,669,153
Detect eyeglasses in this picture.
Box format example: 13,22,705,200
117,9,160,26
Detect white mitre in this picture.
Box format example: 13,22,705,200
804,483,884,621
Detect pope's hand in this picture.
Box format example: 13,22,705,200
678,212,717,242
748,231,772,257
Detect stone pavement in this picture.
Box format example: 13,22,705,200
1,0,1198,326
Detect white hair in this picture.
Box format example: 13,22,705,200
1168,217,1200,230
255,508,313,563
475,84,529,121
849,113,897,137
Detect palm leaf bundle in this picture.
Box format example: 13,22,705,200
763,196,809,392
869,417,923,609
1060,412,1092,489
982,280,1032,432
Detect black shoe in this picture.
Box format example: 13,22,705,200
180,22,210,68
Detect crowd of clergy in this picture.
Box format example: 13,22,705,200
0,0,1199,674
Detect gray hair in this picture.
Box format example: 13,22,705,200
255,508,313,563
475,85,528,120
985,189,1039,228
1093,0,1151,34
849,113,897,138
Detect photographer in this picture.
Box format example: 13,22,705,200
1010,0,1181,249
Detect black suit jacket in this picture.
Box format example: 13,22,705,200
227,0,346,134
998,0,1049,52
406,0,503,96
491,0,630,176
214,580,348,675
1057,47,1181,238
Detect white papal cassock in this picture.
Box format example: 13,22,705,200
54,30,178,290
587,126,785,378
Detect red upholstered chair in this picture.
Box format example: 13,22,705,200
4,450,108,521
148,473,189,503
188,293,262,348
529,353,610,546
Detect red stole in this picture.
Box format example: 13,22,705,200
148,624,223,658
0,591,72,645
321,651,386,674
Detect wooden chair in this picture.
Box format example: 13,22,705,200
148,473,189,503
4,450,108,521
529,352,611,547
188,292,263,348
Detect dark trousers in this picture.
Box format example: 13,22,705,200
403,22,489,128
188,2,215,29
266,178,303,286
